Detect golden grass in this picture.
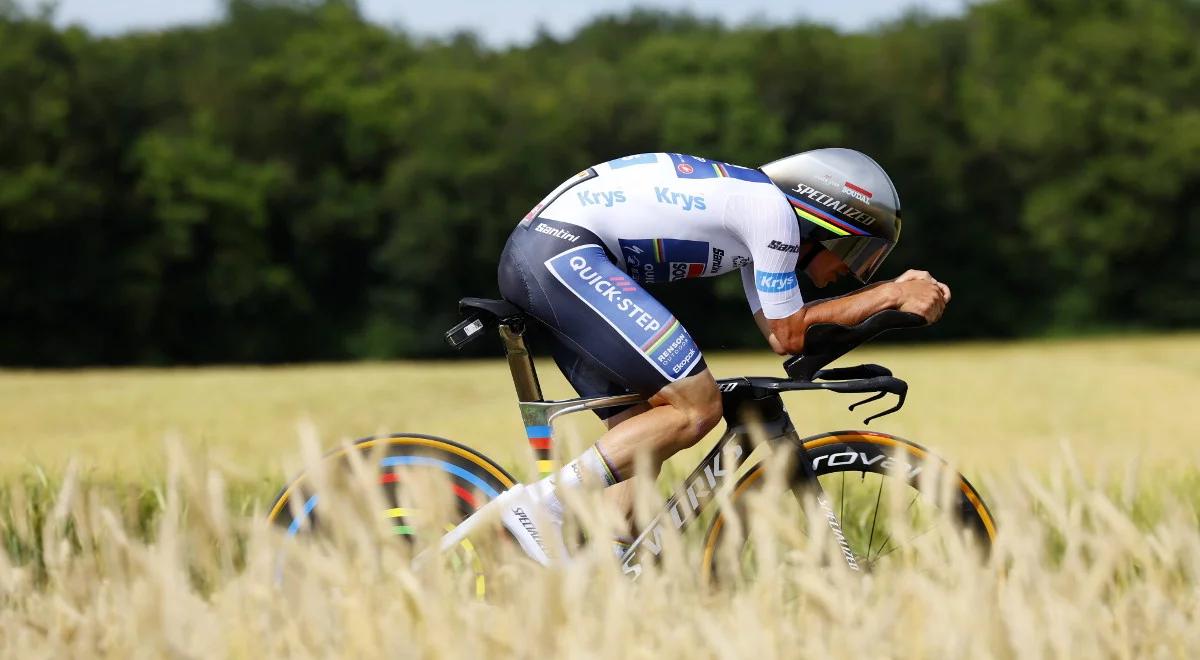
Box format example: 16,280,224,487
0,441,1196,657
2,335,1199,656
1,333,1197,484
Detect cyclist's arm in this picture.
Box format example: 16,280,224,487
731,192,943,355
750,309,786,355
741,267,787,354
731,193,805,325
758,282,900,355
761,276,947,355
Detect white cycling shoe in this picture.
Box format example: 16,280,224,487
429,483,569,567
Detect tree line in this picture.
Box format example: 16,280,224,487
1,0,1197,366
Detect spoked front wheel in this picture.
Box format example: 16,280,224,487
701,431,996,581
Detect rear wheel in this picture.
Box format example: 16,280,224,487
268,433,516,597
701,431,995,581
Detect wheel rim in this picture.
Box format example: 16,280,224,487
701,432,995,581
269,435,515,598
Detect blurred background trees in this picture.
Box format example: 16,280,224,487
1,0,1197,365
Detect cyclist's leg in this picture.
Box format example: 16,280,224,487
499,219,721,489
543,336,641,421
594,403,649,540
595,371,721,473
487,219,722,563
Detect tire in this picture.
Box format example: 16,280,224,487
700,430,996,580
268,433,517,597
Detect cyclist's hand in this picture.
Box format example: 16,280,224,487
895,269,951,303
894,269,935,284
893,278,947,324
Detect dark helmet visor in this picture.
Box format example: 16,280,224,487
821,236,895,283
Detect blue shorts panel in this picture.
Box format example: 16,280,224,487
497,219,707,417
542,245,703,381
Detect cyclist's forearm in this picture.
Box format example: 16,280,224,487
768,282,901,354
802,282,901,326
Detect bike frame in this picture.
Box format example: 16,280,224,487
497,317,862,577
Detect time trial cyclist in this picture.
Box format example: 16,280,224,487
446,148,950,564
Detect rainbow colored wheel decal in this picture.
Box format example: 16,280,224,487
269,434,517,597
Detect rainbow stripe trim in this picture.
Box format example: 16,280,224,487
641,318,680,353
590,446,618,485
711,162,730,177
526,424,552,449
526,424,555,476
786,195,868,236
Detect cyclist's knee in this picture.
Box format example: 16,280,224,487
674,389,722,453
687,387,723,438
650,370,722,451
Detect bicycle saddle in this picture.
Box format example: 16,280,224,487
458,297,524,321
447,297,527,349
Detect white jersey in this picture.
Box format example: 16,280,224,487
527,153,805,319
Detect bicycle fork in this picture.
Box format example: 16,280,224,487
793,441,861,572
746,417,863,573
734,402,862,573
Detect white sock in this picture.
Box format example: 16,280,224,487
533,444,621,523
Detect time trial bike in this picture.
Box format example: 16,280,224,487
267,297,996,591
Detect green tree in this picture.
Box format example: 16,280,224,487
1,0,1196,366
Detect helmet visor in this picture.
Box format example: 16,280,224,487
821,236,894,283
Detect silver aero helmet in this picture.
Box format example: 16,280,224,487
760,148,901,282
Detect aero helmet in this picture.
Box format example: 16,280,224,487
761,148,901,282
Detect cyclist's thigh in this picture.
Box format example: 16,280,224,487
499,228,632,419
497,218,707,403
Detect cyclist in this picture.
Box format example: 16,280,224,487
454,149,949,564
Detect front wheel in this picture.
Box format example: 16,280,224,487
701,431,996,581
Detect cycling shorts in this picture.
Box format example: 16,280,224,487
497,218,707,419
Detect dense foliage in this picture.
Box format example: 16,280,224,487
1,0,1197,365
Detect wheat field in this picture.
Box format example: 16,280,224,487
2,334,1199,657
3,333,1199,481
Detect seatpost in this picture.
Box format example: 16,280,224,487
499,322,543,403
499,321,559,476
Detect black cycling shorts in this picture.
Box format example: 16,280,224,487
497,218,707,419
